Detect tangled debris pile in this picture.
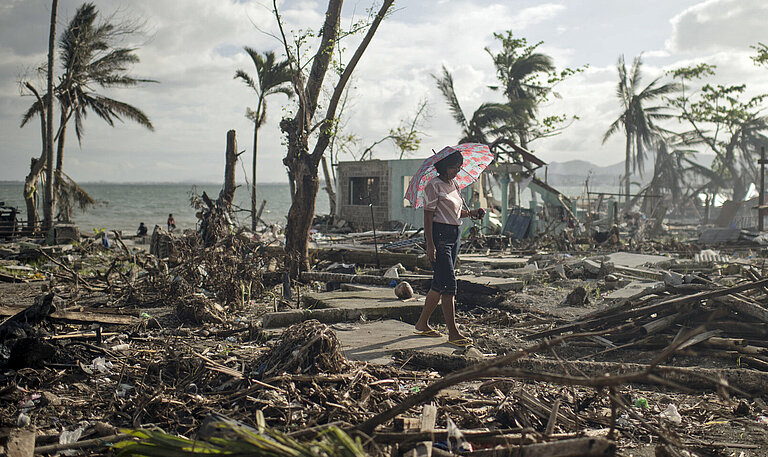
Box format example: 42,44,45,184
1,225,768,456
255,319,348,377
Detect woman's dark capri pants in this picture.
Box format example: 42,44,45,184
430,222,461,295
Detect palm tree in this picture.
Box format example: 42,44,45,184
603,55,678,210
433,65,530,145
234,48,293,230
486,32,555,148
22,2,155,222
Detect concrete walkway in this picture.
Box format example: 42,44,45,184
260,285,486,364
332,319,470,364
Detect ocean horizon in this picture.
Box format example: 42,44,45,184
1,178,625,236
0,182,330,235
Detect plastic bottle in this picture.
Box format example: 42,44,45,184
660,404,682,425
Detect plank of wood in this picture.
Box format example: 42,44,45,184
50,331,120,340
714,295,768,323
50,311,137,325
0,306,137,325
409,404,438,457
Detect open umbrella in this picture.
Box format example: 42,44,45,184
404,143,493,208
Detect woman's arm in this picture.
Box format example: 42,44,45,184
424,209,436,262
461,208,485,219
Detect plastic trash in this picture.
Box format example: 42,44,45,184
383,264,400,279
616,413,631,427
17,412,30,427
445,416,472,453
660,404,682,425
111,343,130,351
116,384,134,398
59,426,84,444
59,426,85,456
757,415,768,425
83,357,113,375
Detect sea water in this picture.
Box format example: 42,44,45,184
0,182,330,234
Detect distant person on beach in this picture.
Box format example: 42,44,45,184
167,214,176,232
136,222,148,236
413,150,484,348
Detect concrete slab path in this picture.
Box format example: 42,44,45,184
456,274,524,292
458,254,529,268
331,319,470,365
606,252,673,268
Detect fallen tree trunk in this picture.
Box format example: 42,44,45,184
464,437,615,457
263,245,431,269
396,351,768,395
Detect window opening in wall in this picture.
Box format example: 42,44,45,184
349,177,380,205
403,175,413,207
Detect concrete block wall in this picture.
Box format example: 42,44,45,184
336,160,391,230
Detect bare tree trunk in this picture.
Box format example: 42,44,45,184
221,130,237,210
251,98,263,231
624,135,631,213
24,157,45,233
279,0,393,276
284,161,320,275
43,0,58,233
54,107,69,221
250,126,258,230
23,83,48,233
321,155,336,216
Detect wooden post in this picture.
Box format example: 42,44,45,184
221,130,237,210
500,175,509,233
759,146,766,231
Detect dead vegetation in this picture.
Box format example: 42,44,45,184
0,224,767,456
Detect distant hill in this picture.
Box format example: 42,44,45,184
543,154,715,188
545,159,627,177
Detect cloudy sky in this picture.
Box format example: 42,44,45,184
1,0,766,183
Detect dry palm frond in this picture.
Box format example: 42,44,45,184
113,412,366,457
56,173,98,222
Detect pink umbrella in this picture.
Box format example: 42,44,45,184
404,143,493,208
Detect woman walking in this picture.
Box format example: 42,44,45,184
414,150,484,347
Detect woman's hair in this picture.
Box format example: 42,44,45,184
434,150,464,175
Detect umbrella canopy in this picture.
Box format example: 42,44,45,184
404,143,493,208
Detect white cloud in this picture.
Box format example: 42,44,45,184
667,0,768,53
1,0,767,185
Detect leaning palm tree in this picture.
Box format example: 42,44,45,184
603,54,678,210
235,48,293,230
21,2,155,222
433,65,530,145
486,33,555,148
